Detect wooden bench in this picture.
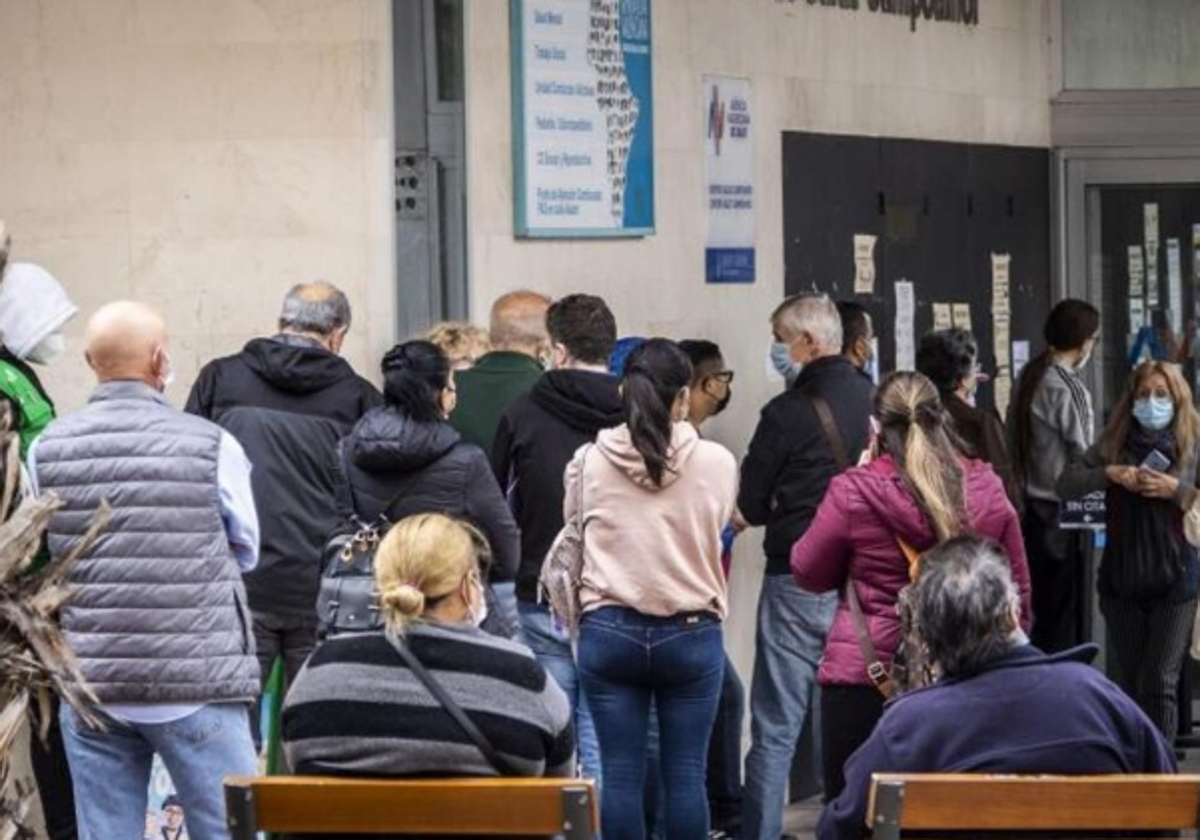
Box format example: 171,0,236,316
867,774,1200,839
224,776,598,839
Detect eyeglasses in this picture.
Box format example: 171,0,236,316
710,370,735,384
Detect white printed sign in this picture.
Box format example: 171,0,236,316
704,76,755,283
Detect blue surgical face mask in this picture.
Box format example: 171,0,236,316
1133,395,1174,431
769,341,801,387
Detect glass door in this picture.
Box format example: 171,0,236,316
1088,184,1200,424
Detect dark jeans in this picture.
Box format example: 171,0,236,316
251,610,319,748
29,696,77,840
707,654,745,833
820,685,886,803
1102,595,1197,742
578,607,724,840
1024,498,1089,653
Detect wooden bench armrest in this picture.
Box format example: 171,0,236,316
224,776,598,839
867,773,1200,840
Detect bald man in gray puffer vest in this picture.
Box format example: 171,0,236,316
30,301,260,840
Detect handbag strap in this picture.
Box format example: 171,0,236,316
809,394,891,693
389,636,520,776
810,394,850,470
572,444,593,531
844,579,893,698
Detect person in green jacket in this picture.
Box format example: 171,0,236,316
0,256,79,840
0,261,78,460
450,290,551,452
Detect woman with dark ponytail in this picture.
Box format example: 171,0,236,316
792,371,1032,801
1008,299,1100,652
568,338,738,840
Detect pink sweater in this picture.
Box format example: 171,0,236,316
566,422,739,619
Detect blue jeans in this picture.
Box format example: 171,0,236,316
60,702,257,840
518,601,602,783
578,607,725,840
742,575,836,840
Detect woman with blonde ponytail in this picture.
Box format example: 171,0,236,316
791,371,1031,801
282,513,574,779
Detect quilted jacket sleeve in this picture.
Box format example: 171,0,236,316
791,473,853,594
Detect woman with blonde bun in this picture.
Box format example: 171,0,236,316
283,513,574,778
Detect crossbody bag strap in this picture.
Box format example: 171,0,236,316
844,580,892,698
809,394,850,471
810,393,891,695
574,444,593,531
389,636,520,776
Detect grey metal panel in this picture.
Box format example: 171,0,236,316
1053,89,1200,149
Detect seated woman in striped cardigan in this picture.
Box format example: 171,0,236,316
282,513,575,778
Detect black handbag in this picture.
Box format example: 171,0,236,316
317,445,417,637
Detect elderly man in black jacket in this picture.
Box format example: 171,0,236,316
186,281,382,729
740,293,875,840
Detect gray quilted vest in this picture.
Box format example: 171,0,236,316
34,381,259,704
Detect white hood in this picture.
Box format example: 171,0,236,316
0,263,77,359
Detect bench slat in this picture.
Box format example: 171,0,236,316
869,774,1200,832
225,776,598,838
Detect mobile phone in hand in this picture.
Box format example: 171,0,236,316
1140,449,1171,473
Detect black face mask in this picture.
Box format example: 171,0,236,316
705,382,732,416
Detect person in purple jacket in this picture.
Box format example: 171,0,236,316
792,371,1033,801
819,537,1175,840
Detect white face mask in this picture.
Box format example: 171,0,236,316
25,332,65,366
467,579,489,628
155,348,176,391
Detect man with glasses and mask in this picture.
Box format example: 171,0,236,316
679,339,734,428
679,339,743,839
31,302,260,840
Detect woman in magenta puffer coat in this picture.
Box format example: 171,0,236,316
791,371,1032,802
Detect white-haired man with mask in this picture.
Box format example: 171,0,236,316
820,537,1175,840
740,293,875,840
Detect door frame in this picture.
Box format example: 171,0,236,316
1053,89,1200,411
1051,89,1200,665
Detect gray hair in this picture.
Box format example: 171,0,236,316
278,281,351,336
907,537,1020,678
771,293,842,351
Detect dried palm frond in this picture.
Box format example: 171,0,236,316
0,405,108,835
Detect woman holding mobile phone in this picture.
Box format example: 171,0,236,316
1058,359,1200,743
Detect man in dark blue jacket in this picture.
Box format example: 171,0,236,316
820,537,1175,840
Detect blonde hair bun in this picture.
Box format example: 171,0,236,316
380,582,426,620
